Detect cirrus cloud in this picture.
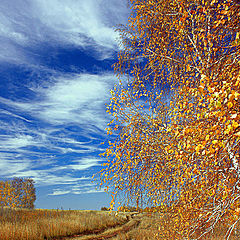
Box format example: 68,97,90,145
0,0,129,64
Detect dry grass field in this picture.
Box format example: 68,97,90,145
110,212,240,240
1,207,240,240
0,207,127,240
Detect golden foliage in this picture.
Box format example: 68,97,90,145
0,178,36,209
100,0,240,239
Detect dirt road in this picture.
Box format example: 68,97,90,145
52,214,141,240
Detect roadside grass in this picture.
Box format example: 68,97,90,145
1,207,240,240
0,207,127,240
111,213,160,240
112,212,240,240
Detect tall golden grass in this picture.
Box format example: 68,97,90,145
112,212,240,240
2,207,239,239
0,207,126,240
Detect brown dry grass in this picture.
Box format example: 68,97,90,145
0,207,127,240
111,213,240,240
111,213,160,240
2,207,240,240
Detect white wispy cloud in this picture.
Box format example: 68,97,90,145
0,72,116,128
0,67,117,198
0,156,31,176
0,134,37,150
0,109,32,122
9,165,92,186
68,157,102,171
0,129,104,184
33,0,125,47
0,0,129,63
48,190,71,196
49,184,104,196
0,110,105,187
36,73,113,127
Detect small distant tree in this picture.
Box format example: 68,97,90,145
0,178,36,209
22,178,36,209
101,206,110,211
119,205,139,212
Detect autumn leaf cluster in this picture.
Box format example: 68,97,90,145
0,178,36,209
100,0,240,239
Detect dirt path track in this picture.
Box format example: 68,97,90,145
77,218,140,240
52,215,141,240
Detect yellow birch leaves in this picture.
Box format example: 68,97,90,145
100,0,240,239
0,178,36,209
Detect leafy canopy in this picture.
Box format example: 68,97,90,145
100,0,240,238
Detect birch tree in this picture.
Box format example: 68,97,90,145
100,0,240,238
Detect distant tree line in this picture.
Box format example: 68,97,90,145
0,178,36,209
101,206,110,211
101,205,139,212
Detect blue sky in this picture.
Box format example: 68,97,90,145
0,0,129,210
